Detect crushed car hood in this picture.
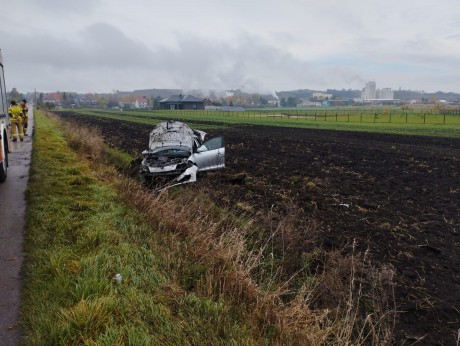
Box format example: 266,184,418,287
148,121,206,152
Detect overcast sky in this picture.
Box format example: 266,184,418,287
1,0,460,94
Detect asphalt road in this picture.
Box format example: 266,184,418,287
0,109,33,346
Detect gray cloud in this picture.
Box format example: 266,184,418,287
2,0,460,93
79,23,155,68
2,23,154,69
9,0,101,14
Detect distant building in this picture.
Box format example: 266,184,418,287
298,100,321,107
43,92,62,104
159,94,204,110
362,81,376,100
312,92,333,100
78,95,98,107
376,88,394,100
361,81,394,101
321,99,353,107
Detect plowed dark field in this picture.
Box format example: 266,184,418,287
58,111,460,345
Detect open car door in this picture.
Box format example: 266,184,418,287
192,136,225,172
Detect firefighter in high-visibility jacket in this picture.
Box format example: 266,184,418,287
20,99,29,135
8,100,24,142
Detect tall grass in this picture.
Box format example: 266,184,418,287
23,110,396,344
110,179,396,344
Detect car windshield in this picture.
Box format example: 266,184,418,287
151,146,191,157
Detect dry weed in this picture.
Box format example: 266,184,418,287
57,117,105,160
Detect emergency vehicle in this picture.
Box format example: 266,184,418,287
0,49,11,182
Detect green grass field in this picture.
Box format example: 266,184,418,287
57,107,460,138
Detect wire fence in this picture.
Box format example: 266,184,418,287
140,108,460,125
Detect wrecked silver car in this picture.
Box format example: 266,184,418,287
140,121,225,178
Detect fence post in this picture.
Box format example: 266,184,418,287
444,113,446,124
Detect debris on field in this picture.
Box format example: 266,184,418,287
417,241,441,254
155,161,199,192
113,273,123,283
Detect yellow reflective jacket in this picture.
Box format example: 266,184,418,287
8,105,22,120
20,104,28,117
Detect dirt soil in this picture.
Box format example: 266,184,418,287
58,112,460,345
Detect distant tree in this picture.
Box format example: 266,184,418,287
151,96,162,109
107,99,119,108
45,102,55,109
97,96,108,108
259,96,268,106
286,96,297,107
61,92,72,107
10,87,22,101
249,93,260,106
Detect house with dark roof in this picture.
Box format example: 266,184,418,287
158,94,204,110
